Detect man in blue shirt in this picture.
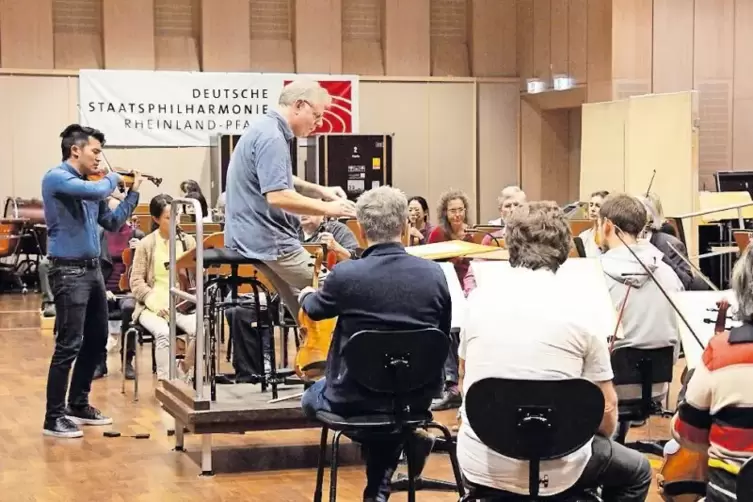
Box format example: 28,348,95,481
41,124,142,439
225,79,356,316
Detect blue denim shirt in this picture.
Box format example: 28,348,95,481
41,162,140,260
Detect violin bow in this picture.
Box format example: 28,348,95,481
665,241,720,292
645,169,657,197
613,226,706,349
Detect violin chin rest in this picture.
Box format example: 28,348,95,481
660,480,707,497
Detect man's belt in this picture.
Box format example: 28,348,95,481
50,257,99,269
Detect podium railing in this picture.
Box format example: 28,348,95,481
168,198,206,401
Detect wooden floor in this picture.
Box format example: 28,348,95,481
0,293,671,501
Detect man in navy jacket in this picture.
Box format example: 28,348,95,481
300,186,452,502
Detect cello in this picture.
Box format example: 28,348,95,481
294,244,338,381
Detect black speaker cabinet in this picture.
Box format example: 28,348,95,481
209,133,299,206
308,134,394,201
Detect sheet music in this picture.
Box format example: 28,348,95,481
470,258,624,340
670,290,740,370
439,262,467,331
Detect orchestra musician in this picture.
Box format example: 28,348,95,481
598,194,682,402
407,196,433,245
578,190,609,257
299,214,359,262
224,79,356,317
299,186,451,502
488,185,526,226
41,124,142,439
669,243,753,501
458,201,652,501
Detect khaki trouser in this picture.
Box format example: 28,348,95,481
259,247,316,317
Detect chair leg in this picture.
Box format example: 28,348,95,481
426,421,465,497
329,430,343,502
405,433,416,502
133,337,140,402
314,427,328,502
121,333,128,395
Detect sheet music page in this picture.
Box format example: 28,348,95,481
670,290,740,370
439,262,467,330
470,258,623,340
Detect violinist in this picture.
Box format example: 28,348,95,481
578,190,609,257
299,214,359,262
41,124,141,439
407,196,433,245
670,244,753,501
488,185,526,226
598,194,682,401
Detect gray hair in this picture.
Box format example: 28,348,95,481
278,79,332,108
497,185,526,207
637,193,664,232
356,186,409,243
506,201,572,272
732,244,753,320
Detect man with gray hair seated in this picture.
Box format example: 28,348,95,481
300,186,452,502
224,79,356,317
489,185,527,225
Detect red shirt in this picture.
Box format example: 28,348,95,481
427,226,473,285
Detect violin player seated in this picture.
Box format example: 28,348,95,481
669,243,753,502
597,194,682,403
299,186,452,502
225,215,358,383
129,194,197,383
458,201,652,501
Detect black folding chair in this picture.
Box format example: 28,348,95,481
462,377,604,501
312,328,464,502
611,346,675,455
739,457,753,500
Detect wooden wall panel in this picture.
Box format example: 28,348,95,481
568,0,587,84
732,1,753,172
652,0,693,94
342,0,383,75
53,0,102,69
532,0,551,82
293,0,342,74
383,0,431,76
520,100,543,201
550,0,568,76
199,0,250,71
103,0,155,69
468,0,516,77
586,0,612,102
540,109,571,202
154,0,200,70
430,0,469,76
516,0,534,86
0,0,54,69
249,0,293,72
611,0,652,99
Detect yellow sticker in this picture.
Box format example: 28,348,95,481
372,157,381,170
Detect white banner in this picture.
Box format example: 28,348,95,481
78,69,359,147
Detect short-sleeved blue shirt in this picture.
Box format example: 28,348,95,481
225,110,302,260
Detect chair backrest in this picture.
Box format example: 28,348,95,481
343,328,449,397
739,457,753,499
611,346,675,415
465,378,604,462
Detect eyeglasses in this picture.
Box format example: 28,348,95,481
302,100,323,121
447,208,466,215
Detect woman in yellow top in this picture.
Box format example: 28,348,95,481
130,194,197,381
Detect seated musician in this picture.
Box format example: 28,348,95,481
300,186,451,502
578,190,609,257
598,194,682,403
129,194,196,382
407,196,433,245
225,217,358,383
427,189,472,411
487,185,526,226
669,243,753,502
458,200,652,500
93,190,145,380
637,193,695,290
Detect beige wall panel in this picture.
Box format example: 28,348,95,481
200,0,250,71
549,0,568,76
427,84,475,219
0,0,54,69
733,1,753,171
568,109,582,200
469,0,516,77
293,0,342,74
155,37,200,70
520,100,543,201
477,83,519,222
586,0,612,102
568,0,588,84
540,109,571,204
358,82,430,204
383,0,430,76
250,41,295,72
55,34,102,70
0,77,13,205
580,99,627,198
516,0,534,84
651,0,693,94
103,0,155,69
532,0,551,83
342,42,384,75
611,0,652,98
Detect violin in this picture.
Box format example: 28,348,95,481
294,245,337,381
656,299,729,501
88,168,163,187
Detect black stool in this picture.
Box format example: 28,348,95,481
462,377,604,501
312,328,464,502
611,346,675,455
203,247,287,399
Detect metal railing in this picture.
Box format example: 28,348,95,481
675,200,753,260
168,198,205,401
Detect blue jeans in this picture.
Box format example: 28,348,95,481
302,379,433,501
45,263,108,422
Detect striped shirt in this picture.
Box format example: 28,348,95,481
672,324,753,488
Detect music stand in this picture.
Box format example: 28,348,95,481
715,171,753,199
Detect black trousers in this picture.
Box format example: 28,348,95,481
45,263,108,422
442,329,460,386
225,304,271,380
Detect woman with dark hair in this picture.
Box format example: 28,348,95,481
184,190,211,222
407,195,433,245
130,194,197,387
179,179,201,196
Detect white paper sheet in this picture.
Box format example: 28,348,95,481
439,262,467,331
470,258,624,341
670,289,740,370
